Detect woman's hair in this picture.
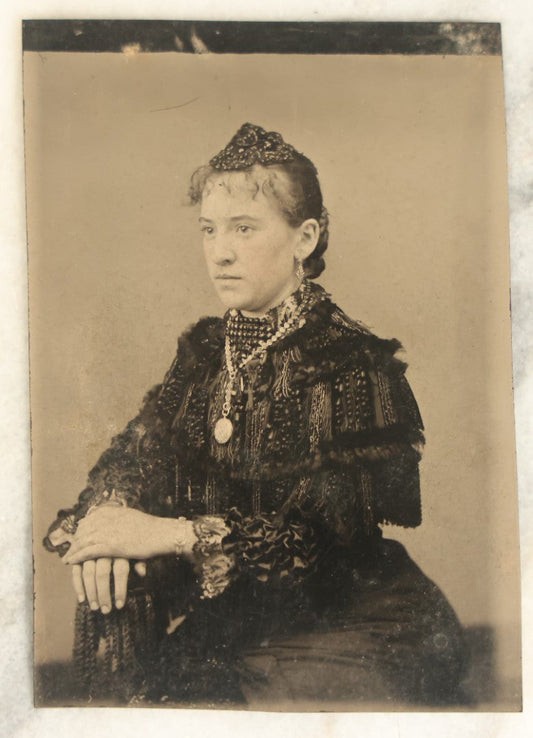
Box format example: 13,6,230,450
188,123,329,279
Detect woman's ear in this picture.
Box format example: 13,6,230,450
295,218,320,261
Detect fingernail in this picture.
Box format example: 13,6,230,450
90,601,99,611
101,605,110,615
115,599,124,610
77,595,85,603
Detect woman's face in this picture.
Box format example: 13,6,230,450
199,171,317,316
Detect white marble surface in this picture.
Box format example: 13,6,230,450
1,2,531,736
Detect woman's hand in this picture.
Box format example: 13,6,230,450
71,558,147,613
62,507,180,564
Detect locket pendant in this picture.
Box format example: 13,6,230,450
214,417,234,444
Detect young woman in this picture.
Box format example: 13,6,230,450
45,123,466,707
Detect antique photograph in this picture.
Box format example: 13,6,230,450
24,20,521,710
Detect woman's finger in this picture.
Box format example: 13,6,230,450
64,534,93,560
95,558,113,613
64,543,111,565
71,564,86,603
81,560,98,611
133,561,146,578
112,558,130,609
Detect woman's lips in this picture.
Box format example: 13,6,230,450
214,275,242,290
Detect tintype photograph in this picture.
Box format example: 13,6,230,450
24,20,521,711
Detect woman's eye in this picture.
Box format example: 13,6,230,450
237,225,252,234
201,226,214,235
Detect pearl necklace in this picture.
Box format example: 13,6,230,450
213,287,311,445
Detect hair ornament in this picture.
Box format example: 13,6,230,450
209,123,299,170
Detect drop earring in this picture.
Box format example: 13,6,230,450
295,259,305,284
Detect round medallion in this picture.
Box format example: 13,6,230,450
214,417,234,444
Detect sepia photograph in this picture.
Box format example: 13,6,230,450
23,20,521,711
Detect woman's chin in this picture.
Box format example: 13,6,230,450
218,297,264,315
217,296,246,312
215,287,250,312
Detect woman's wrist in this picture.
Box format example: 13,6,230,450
154,516,197,559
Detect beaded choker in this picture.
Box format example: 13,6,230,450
214,282,316,444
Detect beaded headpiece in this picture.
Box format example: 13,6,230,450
209,123,300,170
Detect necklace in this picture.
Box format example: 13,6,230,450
214,285,312,444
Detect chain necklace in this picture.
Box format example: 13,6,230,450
214,284,312,444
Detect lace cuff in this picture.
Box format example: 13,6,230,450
44,512,78,555
192,516,236,599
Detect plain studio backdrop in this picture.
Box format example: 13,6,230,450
24,50,520,705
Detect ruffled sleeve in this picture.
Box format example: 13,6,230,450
43,384,171,556
187,504,328,599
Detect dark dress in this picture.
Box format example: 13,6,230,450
44,282,466,708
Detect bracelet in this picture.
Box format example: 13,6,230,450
174,516,192,557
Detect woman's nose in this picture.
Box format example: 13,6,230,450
211,235,236,265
